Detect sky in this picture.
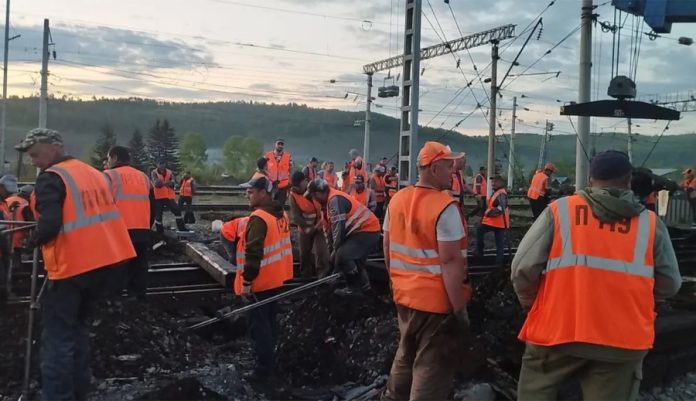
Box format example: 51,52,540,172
4,0,696,144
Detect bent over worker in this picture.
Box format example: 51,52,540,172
306,178,380,295
527,162,555,218
512,150,682,401
151,161,188,235
16,128,136,401
104,146,156,299
235,176,293,383
289,171,329,277
382,141,471,401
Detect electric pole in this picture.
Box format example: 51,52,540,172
576,0,593,188
0,0,17,174
363,73,372,164
39,18,49,129
537,120,548,169
626,117,633,163
507,96,517,190
486,40,499,198
397,0,421,185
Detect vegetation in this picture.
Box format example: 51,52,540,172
128,129,149,172
89,123,116,169
222,135,263,181
147,119,181,173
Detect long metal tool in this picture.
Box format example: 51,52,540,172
2,223,37,235
185,273,341,331
21,248,40,398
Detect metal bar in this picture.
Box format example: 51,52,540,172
185,273,341,331
21,248,40,398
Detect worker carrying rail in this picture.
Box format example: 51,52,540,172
15,128,136,401
305,178,380,296
382,141,471,400
235,175,293,383
289,171,329,278
512,150,682,401
527,162,556,219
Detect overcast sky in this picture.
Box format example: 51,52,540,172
5,0,696,141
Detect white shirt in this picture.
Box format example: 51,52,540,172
382,203,466,241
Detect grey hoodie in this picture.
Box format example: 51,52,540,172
511,187,682,360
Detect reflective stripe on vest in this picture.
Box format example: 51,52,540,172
290,192,318,223
105,169,150,202
545,197,653,278
104,167,151,230
50,165,122,233
481,188,510,229
346,202,372,235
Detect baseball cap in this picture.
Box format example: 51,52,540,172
275,138,285,145
0,174,18,193
18,184,34,197
683,168,693,176
240,176,273,192
310,157,318,162
590,150,633,180
544,162,556,172
417,141,464,167
15,128,64,152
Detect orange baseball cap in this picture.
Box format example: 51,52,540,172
417,141,464,167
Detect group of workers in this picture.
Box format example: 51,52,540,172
3,125,687,401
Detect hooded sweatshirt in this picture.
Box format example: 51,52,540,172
242,200,286,284
511,187,681,361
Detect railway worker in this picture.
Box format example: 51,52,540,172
16,128,136,401
378,156,389,170
512,150,682,401
151,160,188,236
340,170,350,192
289,171,329,277
349,174,377,213
384,166,399,204
527,162,556,219
382,141,471,401
235,175,293,382
0,175,18,294
18,184,34,201
265,138,293,204
252,157,269,180
305,178,380,295
476,175,509,267
302,157,319,181
178,171,196,224
219,216,249,265
104,146,156,299
681,168,695,191
470,166,488,218
449,154,473,212
319,160,338,189
369,165,387,220
1,176,32,265
347,156,368,193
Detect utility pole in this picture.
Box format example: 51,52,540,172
39,18,49,129
626,117,633,163
576,0,593,189
537,120,548,169
397,0,421,185
363,73,372,164
507,96,517,190
486,40,499,198
0,0,10,173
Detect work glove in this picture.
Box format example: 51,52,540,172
240,281,253,303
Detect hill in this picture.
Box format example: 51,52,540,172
4,97,695,179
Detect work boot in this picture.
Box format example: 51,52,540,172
358,268,372,293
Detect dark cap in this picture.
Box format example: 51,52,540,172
275,138,285,144
18,184,34,197
310,157,318,163
240,176,273,192
15,128,64,152
304,178,329,198
291,171,306,187
590,150,633,180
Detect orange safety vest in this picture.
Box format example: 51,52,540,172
34,159,136,280
371,174,386,203
348,167,368,188
221,216,248,244
5,195,29,249
180,178,194,197
233,209,293,294
481,188,510,229
324,171,338,188
527,171,548,200
152,169,175,200
387,186,468,314
449,172,464,204
266,151,292,189
474,173,487,197
104,166,152,231
349,188,372,207
325,188,380,235
519,195,657,350
305,165,317,181
681,178,696,190
290,191,319,225
385,173,398,199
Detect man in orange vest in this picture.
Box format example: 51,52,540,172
470,166,488,217
305,178,380,295
382,141,471,400
0,174,23,294
476,175,509,266
349,174,377,213
512,150,681,401
318,160,338,189
237,175,293,382
681,168,695,191
265,138,293,204
289,171,329,277
527,162,555,218
151,160,188,237
178,170,196,224
105,146,155,299
347,156,368,193
369,165,387,219
302,157,319,181
384,166,399,204
16,128,136,401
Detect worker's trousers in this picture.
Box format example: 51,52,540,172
154,198,186,233
382,305,463,401
177,196,195,224
476,224,507,266
298,229,329,278
335,232,380,290
518,344,643,401
529,197,549,219
249,289,279,375
123,241,149,298
41,267,114,401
